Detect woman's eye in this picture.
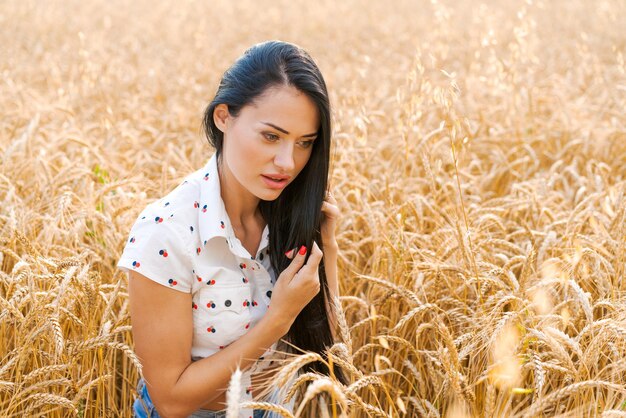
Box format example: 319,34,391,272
263,133,279,141
300,140,315,148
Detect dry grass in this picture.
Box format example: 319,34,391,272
1,0,626,416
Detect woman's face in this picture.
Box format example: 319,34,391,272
214,84,320,202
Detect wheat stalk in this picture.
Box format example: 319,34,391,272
226,367,242,418
523,381,626,418
294,377,348,417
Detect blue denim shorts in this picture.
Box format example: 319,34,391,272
133,378,268,418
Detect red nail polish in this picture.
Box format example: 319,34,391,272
298,245,307,255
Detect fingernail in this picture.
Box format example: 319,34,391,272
284,248,295,258
298,245,307,255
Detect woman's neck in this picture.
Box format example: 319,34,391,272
217,158,262,228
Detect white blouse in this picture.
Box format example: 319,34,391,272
117,152,281,417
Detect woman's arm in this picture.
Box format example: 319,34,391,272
320,191,342,342
128,271,289,418
323,243,340,341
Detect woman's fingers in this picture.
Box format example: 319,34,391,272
321,201,340,219
280,245,308,280
298,241,322,277
325,190,338,204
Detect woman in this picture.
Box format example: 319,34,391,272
117,40,347,418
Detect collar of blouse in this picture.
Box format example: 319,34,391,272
197,153,270,261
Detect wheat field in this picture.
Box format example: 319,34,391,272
1,0,625,417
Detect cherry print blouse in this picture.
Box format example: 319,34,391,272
117,152,282,417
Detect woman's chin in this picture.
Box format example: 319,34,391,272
257,189,282,201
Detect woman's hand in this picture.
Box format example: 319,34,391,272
320,190,339,250
269,241,324,334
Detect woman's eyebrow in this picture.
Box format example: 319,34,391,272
261,122,317,138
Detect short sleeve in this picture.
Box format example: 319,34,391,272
117,205,193,293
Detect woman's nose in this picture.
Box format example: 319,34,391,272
274,143,295,172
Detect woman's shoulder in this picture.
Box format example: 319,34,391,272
135,167,208,234
118,173,206,292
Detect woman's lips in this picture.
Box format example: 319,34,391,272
261,175,288,189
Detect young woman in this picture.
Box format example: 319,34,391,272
117,40,347,418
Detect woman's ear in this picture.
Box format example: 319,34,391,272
213,104,230,133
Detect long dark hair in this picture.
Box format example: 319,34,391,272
201,40,348,386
